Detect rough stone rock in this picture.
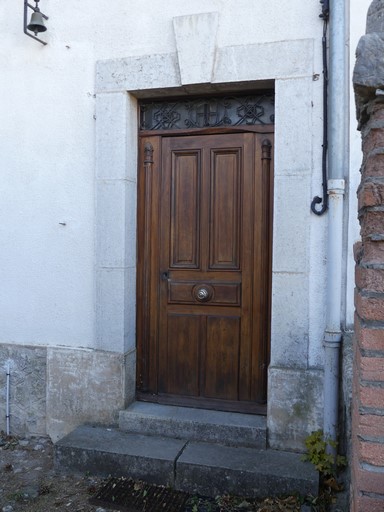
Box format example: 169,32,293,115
353,1,384,123
367,0,384,33
354,33,384,90
22,487,39,500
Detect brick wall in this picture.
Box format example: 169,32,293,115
352,3,384,509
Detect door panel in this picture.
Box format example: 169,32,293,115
160,314,202,396
170,151,201,268
137,132,273,413
204,316,241,400
209,150,241,269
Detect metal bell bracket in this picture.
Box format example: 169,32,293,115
24,0,49,45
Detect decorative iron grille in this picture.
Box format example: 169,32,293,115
139,92,274,131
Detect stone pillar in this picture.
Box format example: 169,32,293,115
353,1,384,510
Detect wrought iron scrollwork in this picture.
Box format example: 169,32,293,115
140,93,274,131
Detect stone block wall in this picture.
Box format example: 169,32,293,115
0,344,134,442
353,2,384,508
0,345,47,435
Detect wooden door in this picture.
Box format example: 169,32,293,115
137,132,272,414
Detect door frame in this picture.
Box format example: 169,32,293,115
95,32,320,448
136,125,274,414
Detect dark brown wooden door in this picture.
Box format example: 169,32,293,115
137,132,272,413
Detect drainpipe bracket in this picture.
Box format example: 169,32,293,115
327,179,345,195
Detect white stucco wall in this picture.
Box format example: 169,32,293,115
0,0,374,446
0,0,369,351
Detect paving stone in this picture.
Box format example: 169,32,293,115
175,441,319,499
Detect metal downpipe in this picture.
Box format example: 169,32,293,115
323,0,348,448
323,180,345,447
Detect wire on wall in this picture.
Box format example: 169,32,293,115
311,0,329,215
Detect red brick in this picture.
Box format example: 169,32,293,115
360,440,384,467
358,181,384,210
355,494,384,512
361,210,384,238
352,366,371,405
352,391,384,439
352,399,363,447
362,151,384,178
362,128,384,154
352,452,384,495
351,455,358,494
359,385,384,409
356,349,384,382
356,267,384,293
354,241,364,264
359,413,384,439
353,364,361,410
356,320,384,351
355,291,384,322
360,240,384,264
353,360,360,398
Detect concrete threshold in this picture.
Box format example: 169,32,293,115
55,425,318,499
119,402,267,448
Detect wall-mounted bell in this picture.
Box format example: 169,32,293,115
27,10,47,35
24,0,49,45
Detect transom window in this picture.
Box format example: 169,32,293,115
139,92,274,131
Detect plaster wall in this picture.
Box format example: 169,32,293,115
0,0,367,349
0,0,371,444
0,0,320,350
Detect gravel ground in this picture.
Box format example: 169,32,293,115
0,434,105,512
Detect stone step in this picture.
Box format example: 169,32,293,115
54,425,318,499
176,441,318,499
119,402,267,448
54,425,184,487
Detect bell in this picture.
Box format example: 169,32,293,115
27,10,47,35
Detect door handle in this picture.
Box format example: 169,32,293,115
161,271,169,281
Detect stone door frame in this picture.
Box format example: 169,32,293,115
94,12,322,450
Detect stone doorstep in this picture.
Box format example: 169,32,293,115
54,425,319,499
119,402,267,449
